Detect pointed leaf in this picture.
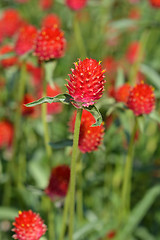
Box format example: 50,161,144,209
83,105,102,127
25,94,73,107
44,60,57,87
140,64,160,90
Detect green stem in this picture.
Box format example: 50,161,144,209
48,200,55,240
121,118,138,223
74,13,87,59
69,109,82,240
41,63,52,166
76,151,83,222
59,193,70,240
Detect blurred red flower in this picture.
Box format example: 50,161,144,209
115,83,131,104
0,121,14,148
34,26,66,61
127,83,155,116
66,0,88,11
15,24,38,55
45,165,70,200
126,41,140,64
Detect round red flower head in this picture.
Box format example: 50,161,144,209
12,210,47,240
45,165,70,200
69,110,104,153
66,0,88,11
127,83,155,116
39,0,53,10
34,26,66,61
115,83,131,104
15,24,38,55
66,58,106,108
149,0,160,7
1,9,23,38
0,120,14,148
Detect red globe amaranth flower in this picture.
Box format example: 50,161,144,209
66,0,88,11
106,230,116,239
15,25,38,55
34,26,66,61
39,84,63,115
127,83,155,116
45,165,70,200
66,58,106,107
26,63,43,87
1,9,23,38
0,45,18,68
42,14,61,28
39,0,53,10
22,94,38,117
69,110,105,153
12,210,47,240
126,41,140,64
0,121,14,148
149,0,160,7
115,83,131,104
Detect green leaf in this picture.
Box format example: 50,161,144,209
83,105,102,126
140,64,160,90
109,19,137,30
25,94,73,107
137,115,145,133
0,207,18,220
148,111,160,124
49,139,73,149
115,185,160,240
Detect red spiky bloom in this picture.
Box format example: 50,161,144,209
69,110,104,153
15,25,38,55
115,83,131,104
34,26,66,61
149,0,160,7
66,58,106,107
42,14,61,28
127,83,155,116
22,94,38,117
12,210,47,240
1,9,23,38
0,121,14,148
0,45,18,68
66,0,88,11
39,0,53,10
45,165,70,200
126,41,140,64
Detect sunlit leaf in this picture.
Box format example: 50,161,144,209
140,64,160,90
0,207,18,220
25,94,73,107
